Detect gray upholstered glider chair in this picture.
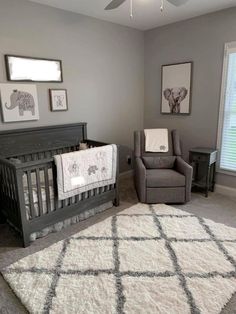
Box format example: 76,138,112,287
134,130,193,204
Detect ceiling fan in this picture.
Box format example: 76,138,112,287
105,0,189,14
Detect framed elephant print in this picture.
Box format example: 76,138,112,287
0,84,39,122
161,62,193,115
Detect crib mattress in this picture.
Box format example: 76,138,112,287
24,183,55,220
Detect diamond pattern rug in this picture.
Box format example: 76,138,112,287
2,203,236,314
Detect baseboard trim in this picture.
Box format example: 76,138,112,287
215,184,236,198
119,170,134,179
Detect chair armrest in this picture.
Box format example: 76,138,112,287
175,157,193,202
176,157,192,176
134,157,146,203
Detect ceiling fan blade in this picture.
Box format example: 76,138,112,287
105,0,127,10
167,0,189,6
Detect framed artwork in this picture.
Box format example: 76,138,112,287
5,55,63,82
49,89,68,111
0,83,39,122
161,62,193,115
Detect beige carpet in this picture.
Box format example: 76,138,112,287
2,203,236,314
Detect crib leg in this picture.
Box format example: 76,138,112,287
113,180,120,207
113,197,120,207
0,211,6,224
22,232,30,248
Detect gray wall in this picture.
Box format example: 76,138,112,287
144,8,236,188
0,0,236,185
0,0,144,172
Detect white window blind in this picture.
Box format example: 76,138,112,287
218,43,236,173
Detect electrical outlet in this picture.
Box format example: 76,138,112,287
127,155,131,165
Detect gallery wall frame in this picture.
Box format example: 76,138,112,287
5,55,63,83
49,89,68,112
161,61,193,115
0,83,39,122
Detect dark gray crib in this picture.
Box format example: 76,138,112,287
0,123,119,247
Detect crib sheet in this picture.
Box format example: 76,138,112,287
24,183,55,220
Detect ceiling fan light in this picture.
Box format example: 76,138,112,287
130,0,133,18
160,0,164,12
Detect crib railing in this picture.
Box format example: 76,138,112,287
9,145,79,163
8,140,107,163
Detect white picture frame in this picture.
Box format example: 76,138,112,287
0,83,39,122
161,62,193,115
49,89,68,112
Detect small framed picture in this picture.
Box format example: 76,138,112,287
161,62,193,115
49,89,68,111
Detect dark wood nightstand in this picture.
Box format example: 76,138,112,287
189,147,217,197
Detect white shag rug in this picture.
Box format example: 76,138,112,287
2,203,236,314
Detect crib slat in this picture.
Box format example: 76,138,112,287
62,199,66,208
9,167,18,220
52,164,59,211
4,166,10,198
32,154,37,161
27,171,35,220
68,197,73,206
8,167,14,199
54,197,59,211
1,166,7,197
36,168,43,217
7,168,14,207
44,166,51,213
1,166,8,218
80,192,85,201
5,167,13,211
75,194,80,203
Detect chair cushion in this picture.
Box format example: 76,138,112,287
146,169,185,188
142,156,176,169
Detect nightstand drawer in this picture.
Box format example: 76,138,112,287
190,153,209,163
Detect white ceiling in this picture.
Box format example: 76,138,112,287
28,0,236,30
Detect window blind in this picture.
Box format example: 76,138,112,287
220,48,236,172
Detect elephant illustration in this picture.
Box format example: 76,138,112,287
5,89,35,116
88,165,98,176
163,87,188,114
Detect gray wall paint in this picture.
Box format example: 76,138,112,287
144,8,236,188
0,0,144,172
0,0,236,185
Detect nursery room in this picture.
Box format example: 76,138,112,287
0,0,236,313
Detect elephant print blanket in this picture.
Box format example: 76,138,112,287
54,144,117,200
144,128,169,152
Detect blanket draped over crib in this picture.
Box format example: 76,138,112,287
54,144,117,200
